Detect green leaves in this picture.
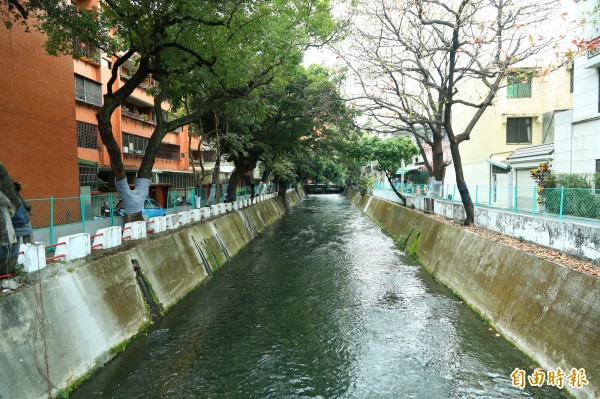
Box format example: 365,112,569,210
357,136,419,176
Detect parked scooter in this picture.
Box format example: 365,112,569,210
99,200,125,218
174,195,186,206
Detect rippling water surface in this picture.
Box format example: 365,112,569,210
73,195,563,399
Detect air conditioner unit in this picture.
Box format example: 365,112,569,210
123,146,129,153
129,143,135,152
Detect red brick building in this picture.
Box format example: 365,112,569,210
0,23,79,199
0,8,194,206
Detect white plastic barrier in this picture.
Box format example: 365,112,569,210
218,203,226,214
55,233,91,261
165,214,178,230
238,200,244,209
225,203,233,212
201,207,211,219
243,199,249,207
232,201,238,211
210,205,220,217
17,242,46,272
190,209,202,222
92,226,122,250
251,198,257,205
178,211,191,226
149,216,167,233
123,221,147,240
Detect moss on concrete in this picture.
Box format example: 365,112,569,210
345,188,599,399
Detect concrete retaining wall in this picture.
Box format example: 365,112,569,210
373,188,600,264
347,189,599,399
0,190,304,399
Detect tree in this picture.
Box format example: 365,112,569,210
4,0,337,219
342,0,566,224
358,136,419,206
221,64,354,201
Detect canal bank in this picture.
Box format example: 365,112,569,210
345,188,599,399
73,194,564,399
0,189,305,399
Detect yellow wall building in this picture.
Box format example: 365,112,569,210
444,64,572,209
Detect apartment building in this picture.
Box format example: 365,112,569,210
444,62,573,209
554,0,600,176
74,46,193,206
0,22,79,199
0,1,196,206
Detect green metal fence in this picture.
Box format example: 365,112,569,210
373,180,600,222
25,184,266,240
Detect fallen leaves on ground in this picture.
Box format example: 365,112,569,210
426,213,599,277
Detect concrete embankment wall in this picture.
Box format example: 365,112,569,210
0,189,304,399
346,189,599,399
373,188,600,264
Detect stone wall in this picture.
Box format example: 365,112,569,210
373,189,600,264
0,190,304,399
347,189,599,399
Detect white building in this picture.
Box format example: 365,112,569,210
554,0,600,176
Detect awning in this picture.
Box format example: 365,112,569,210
487,159,510,170
77,158,98,166
189,165,235,174
394,165,421,174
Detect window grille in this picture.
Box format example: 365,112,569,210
506,118,532,144
157,144,179,160
77,121,98,149
72,37,100,63
75,74,102,107
159,173,194,188
122,132,148,155
78,162,98,191
202,150,217,162
507,75,532,98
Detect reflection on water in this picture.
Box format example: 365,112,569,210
73,195,562,399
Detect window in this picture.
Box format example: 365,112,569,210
506,118,532,144
75,75,102,107
598,69,600,113
77,121,98,149
101,58,112,69
570,67,574,93
596,159,600,172
507,74,532,98
159,173,194,188
78,162,98,190
202,150,217,162
156,144,179,160
122,132,148,155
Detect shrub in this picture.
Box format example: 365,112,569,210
357,176,375,195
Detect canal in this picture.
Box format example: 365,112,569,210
73,195,562,398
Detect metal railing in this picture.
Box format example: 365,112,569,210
373,181,600,222
25,185,267,240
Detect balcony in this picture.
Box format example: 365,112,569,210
73,37,101,65
121,109,157,126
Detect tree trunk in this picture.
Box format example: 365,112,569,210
386,172,407,207
449,142,474,225
96,55,151,216
213,150,221,204
226,168,244,202
428,137,445,199
258,168,271,195
277,182,286,199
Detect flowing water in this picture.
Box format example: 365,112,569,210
73,195,563,399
